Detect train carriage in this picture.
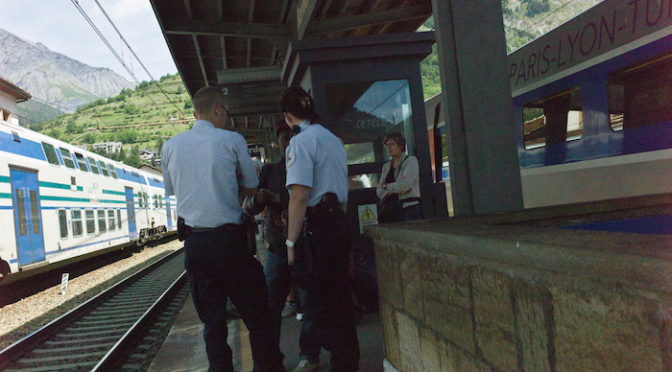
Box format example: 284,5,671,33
0,118,175,283
429,0,672,210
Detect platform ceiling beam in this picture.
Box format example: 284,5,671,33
165,20,291,40
307,3,432,35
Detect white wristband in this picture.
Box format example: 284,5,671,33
285,239,295,248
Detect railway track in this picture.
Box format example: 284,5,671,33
0,248,188,371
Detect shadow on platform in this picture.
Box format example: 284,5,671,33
149,294,382,372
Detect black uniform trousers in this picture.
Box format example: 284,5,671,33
184,225,283,372
299,209,360,371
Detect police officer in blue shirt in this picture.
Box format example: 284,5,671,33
162,86,283,372
283,87,360,372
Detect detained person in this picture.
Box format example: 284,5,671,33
162,86,282,372
376,131,423,222
244,122,313,365
283,87,360,372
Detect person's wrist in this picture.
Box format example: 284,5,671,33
285,239,295,248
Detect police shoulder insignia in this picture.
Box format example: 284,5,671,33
287,151,296,168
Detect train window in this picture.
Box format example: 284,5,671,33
99,161,110,177
138,192,143,208
74,153,88,172
608,54,672,131
108,210,116,230
117,209,122,227
85,210,95,234
109,166,118,179
71,210,83,236
88,158,100,174
98,210,106,233
153,195,158,208
15,189,26,236
58,210,68,239
60,148,76,169
41,142,60,165
326,79,416,167
522,87,583,149
30,190,40,234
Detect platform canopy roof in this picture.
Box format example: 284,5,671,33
149,0,432,132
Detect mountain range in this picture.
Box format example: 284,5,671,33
0,27,134,116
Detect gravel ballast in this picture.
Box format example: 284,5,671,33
0,240,183,350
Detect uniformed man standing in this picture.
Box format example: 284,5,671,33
162,86,282,372
282,87,360,372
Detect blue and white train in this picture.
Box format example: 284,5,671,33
430,0,672,209
0,118,176,284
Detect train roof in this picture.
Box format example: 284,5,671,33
0,119,160,184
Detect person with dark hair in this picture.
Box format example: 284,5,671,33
282,87,359,372
245,121,311,366
376,131,423,222
162,86,283,372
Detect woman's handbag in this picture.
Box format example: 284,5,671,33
377,193,401,223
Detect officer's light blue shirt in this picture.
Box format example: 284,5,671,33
285,121,348,206
162,120,258,227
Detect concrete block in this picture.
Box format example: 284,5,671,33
552,285,665,371
380,303,401,368
375,243,403,309
472,267,518,371
420,328,441,372
400,251,425,320
397,312,423,372
420,255,474,352
512,279,553,372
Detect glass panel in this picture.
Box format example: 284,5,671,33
98,210,106,233
326,79,415,166
30,190,40,234
60,148,75,168
99,161,110,177
522,87,583,150
16,189,26,236
117,210,122,227
88,158,100,174
75,153,88,172
608,53,672,130
71,210,82,236
58,210,68,239
108,210,116,230
42,142,60,165
109,166,118,179
86,210,95,234
349,174,380,190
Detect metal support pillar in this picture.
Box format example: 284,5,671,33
432,0,523,216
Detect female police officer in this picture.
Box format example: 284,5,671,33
283,87,360,372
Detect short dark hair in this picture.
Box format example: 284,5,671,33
280,87,321,123
384,131,406,149
192,86,224,115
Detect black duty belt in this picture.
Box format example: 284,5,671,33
191,224,239,233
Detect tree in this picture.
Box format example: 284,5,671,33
125,146,142,168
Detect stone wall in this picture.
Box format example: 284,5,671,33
367,209,672,372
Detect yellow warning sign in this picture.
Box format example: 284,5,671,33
361,206,375,221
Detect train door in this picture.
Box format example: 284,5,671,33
125,187,137,239
10,168,45,266
165,194,172,229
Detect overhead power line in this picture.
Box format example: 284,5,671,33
92,0,185,119
69,0,158,107
520,0,581,35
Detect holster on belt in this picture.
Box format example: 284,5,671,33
239,212,257,256
177,216,191,241
306,192,342,219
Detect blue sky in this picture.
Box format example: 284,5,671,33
0,0,177,83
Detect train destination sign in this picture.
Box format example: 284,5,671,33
509,0,672,95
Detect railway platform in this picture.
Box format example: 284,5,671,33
149,294,383,371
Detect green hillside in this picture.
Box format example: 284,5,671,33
35,73,192,167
